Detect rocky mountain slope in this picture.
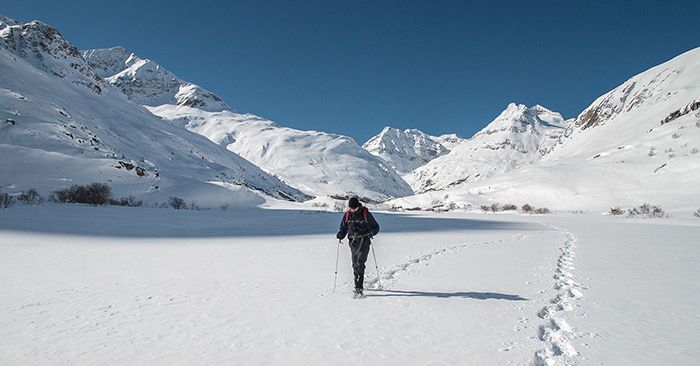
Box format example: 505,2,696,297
0,17,308,206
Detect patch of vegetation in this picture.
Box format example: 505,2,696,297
50,183,112,206
626,204,667,218
0,192,14,208
17,189,44,205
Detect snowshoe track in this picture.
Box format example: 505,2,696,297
534,225,585,366
363,232,538,290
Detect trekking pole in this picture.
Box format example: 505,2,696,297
371,242,382,290
333,239,341,293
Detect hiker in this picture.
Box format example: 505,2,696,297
336,197,380,298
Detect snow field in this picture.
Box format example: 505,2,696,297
1,206,699,365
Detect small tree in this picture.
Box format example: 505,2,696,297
17,189,43,205
0,192,14,208
521,204,534,213
84,183,112,206
533,207,551,214
169,196,187,209
502,203,518,211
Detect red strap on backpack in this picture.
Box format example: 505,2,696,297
345,207,368,223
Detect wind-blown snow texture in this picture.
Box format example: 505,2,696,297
0,17,307,205
83,47,413,201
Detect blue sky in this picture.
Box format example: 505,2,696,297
5,1,700,143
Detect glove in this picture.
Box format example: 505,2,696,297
336,232,344,240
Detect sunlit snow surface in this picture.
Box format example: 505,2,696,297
1,205,698,365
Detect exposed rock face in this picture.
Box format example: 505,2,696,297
1,17,104,94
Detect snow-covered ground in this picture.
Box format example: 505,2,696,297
1,205,698,365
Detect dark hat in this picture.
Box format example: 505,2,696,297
348,197,361,208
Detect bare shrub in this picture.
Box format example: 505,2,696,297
694,209,700,218
533,207,551,214
111,195,142,207
0,192,14,208
17,189,43,205
168,196,187,209
480,205,492,212
627,203,667,218
502,203,518,211
609,207,624,215
521,204,534,213
50,183,112,206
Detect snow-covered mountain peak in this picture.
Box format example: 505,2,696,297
477,103,566,136
404,103,569,193
83,47,230,112
0,16,21,29
362,126,452,175
0,17,104,95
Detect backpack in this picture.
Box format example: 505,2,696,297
345,206,369,224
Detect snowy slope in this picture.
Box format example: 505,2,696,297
0,17,307,205
362,126,456,175
391,47,700,212
404,104,568,193
82,47,230,112
147,105,412,201
84,47,413,201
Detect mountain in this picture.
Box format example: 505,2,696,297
84,47,413,201
0,17,307,206
362,127,458,175
82,47,230,111
389,47,700,212
146,105,412,201
404,103,568,193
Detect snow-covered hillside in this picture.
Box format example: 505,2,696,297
391,47,700,212
404,104,568,193
147,105,412,201
362,126,457,175
0,17,307,205
84,48,413,201
82,47,230,112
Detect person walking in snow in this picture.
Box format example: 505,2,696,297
336,197,380,298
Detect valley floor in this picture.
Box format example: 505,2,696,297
1,206,698,365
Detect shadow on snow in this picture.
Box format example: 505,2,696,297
0,205,540,238
364,289,528,301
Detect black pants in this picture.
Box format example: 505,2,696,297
349,237,371,290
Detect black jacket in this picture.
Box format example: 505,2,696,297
337,206,380,242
